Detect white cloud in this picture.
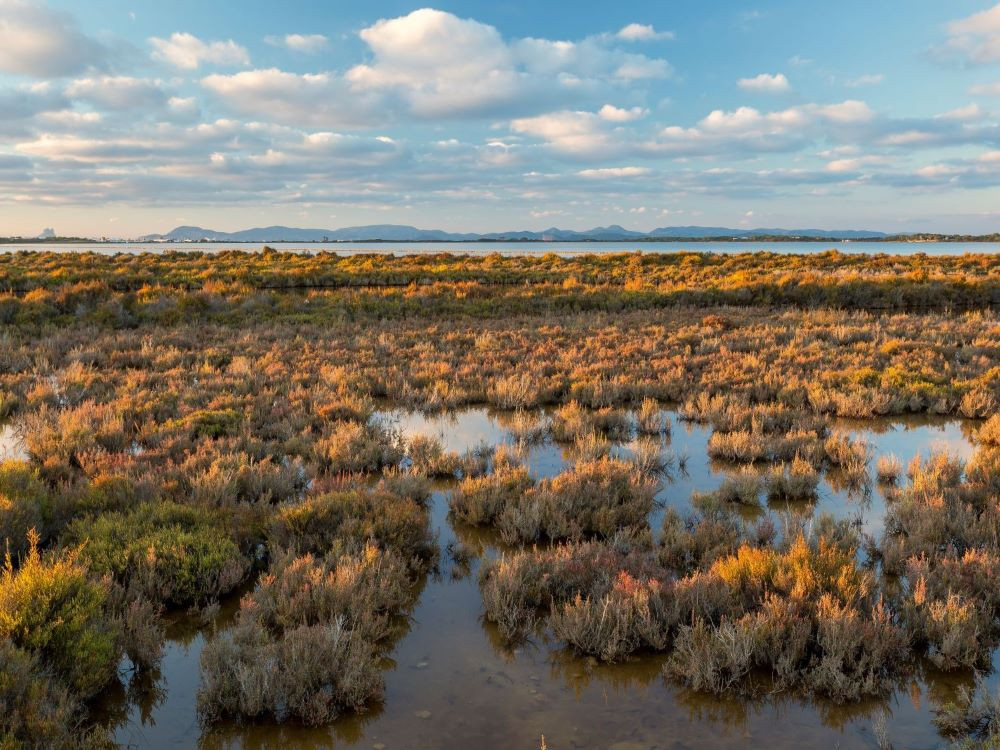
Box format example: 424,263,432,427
343,9,672,118
65,76,167,109
265,33,328,53
825,155,887,173
203,68,380,128
16,133,168,162
816,100,874,123
150,32,250,70
970,81,1000,95
578,166,650,178
167,96,200,120
0,0,106,77
936,103,984,121
737,73,791,94
945,3,1000,64
510,110,616,157
599,104,647,122
655,101,874,157
509,100,883,161
845,73,884,87
616,23,674,42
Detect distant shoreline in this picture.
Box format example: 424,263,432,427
4,235,1000,245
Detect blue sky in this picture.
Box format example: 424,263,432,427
2,1,1000,236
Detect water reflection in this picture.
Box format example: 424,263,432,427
100,407,982,749
0,423,26,460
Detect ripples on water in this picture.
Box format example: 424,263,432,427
99,408,987,750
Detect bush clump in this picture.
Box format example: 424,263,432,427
0,460,50,557
0,533,121,699
496,458,656,543
198,544,412,725
269,487,436,569
62,502,248,607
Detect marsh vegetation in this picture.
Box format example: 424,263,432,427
0,249,998,748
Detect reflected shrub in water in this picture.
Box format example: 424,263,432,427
933,681,1000,742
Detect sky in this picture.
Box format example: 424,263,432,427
3,1,1000,236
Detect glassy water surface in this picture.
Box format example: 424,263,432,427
101,408,986,749
2,240,998,256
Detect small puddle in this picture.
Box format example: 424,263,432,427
100,408,985,749
0,423,27,461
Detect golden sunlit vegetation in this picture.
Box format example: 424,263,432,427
0,249,998,746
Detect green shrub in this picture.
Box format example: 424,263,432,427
0,461,49,557
269,488,436,568
0,640,92,748
62,503,247,606
0,533,121,698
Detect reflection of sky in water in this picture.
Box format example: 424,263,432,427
381,407,979,544
106,407,984,750
0,424,26,461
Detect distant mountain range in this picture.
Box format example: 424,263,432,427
141,224,890,243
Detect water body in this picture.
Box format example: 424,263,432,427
0,423,26,461
101,407,986,749
1,240,998,256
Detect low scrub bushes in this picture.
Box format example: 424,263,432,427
667,534,908,702
636,397,670,436
693,471,763,507
482,521,909,702
978,414,1000,447
765,456,819,501
269,487,436,569
551,402,630,442
315,420,403,475
0,639,93,748
933,681,1000,742
449,464,534,526
496,458,656,543
0,460,50,557
875,453,902,484
824,432,872,476
0,534,121,699
479,534,672,644
198,544,411,726
187,451,307,506
406,434,461,478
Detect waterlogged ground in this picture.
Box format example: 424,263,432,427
100,408,987,749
